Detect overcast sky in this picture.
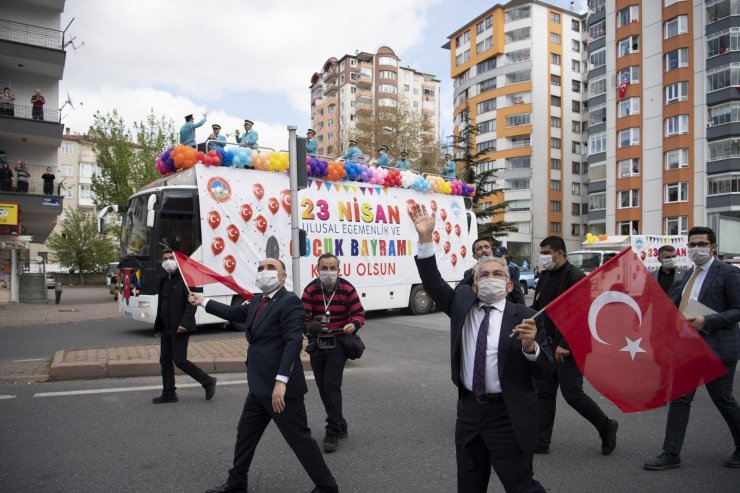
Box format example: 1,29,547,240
59,0,586,150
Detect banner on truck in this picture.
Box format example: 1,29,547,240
630,235,691,272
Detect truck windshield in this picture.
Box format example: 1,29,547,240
120,194,152,259
568,252,602,272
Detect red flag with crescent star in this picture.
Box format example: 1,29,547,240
174,251,254,301
544,247,726,413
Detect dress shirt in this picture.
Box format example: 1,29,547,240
682,257,714,303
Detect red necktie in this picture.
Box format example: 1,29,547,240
253,296,269,324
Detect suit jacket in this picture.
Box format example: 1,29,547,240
672,259,740,363
650,266,689,296
205,287,308,399
462,265,525,305
154,272,196,333
417,255,554,452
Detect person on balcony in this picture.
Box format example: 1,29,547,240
14,161,29,193
0,87,15,117
42,167,55,195
0,162,12,192
394,151,411,170
31,89,45,121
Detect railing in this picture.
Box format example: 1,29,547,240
0,176,64,195
0,18,64,50
0,103,61,123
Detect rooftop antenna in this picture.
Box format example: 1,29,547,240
61,18,85,51
60,90,82,120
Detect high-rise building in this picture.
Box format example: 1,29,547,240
446,0,589,260
584,0,740,252
309,46,440,161
0,0,67,303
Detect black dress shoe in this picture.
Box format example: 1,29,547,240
533,445,550,454
725,450,740,468
152,393,178,404
205,377,217,401
600,419,618,455
644,452,681,470
323,433,338,453
205,481,247,493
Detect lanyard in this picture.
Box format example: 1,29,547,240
321,285,336,319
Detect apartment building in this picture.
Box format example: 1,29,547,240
309,46,440,160
0,0,67,302
446,0,589,260
585,0,740,253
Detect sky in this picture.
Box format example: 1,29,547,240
59,0,587,150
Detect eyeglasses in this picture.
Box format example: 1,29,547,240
687,242,712,248
476,270,508,280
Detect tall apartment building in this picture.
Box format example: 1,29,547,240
309,46,440,159
446,0,589,261
0,0,67,303
584,0,740,253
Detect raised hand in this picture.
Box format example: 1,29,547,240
410,203,436,243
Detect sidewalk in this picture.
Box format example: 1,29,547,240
0,286,309,384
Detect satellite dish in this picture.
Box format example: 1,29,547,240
64,90,75,110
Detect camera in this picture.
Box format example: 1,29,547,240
306,315,336,354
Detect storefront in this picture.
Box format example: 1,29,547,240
0,202,25,303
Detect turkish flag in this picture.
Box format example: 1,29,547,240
174,251,254,301
544,248,726,413
618,80,629,98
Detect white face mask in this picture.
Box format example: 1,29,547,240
162,259,177,273
319,270,338,287
255,270,281,293
539,254,555,271
476,278,508,304
661,258,676,269
688,247,712,266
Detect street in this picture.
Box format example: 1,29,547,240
1,310,739,492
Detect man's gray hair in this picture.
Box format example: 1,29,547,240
473,256,509,278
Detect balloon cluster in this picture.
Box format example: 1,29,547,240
306,156,329,178
585,233,609,244
325,161,347,181
426,175,453,194
384,168,402,187
367,166,387,185
222,147,252,168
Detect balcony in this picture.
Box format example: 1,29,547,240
355,72,372,89
0,174,64,241
0,104,64,146
323,70,338,83
324,83,338,97
0,19,66,79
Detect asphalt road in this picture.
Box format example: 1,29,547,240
1,310,739,492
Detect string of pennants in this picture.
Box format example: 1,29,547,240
639,235,685,244
308,179,388,196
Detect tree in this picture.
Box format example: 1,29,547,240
89,109,176,208
451,104,513,238
47,208,118,284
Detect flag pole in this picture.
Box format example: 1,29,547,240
173,251,191,294
509,306,546,337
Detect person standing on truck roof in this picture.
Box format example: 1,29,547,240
207,124,227,152
442,153,457,180
341,139,361,162
306,129,318,155
152,249,217,404
179,112,207,148
302,253,365,454
374,145,391,167
652,244,688,295
236,119,258,148
394,150,410,170
531,236,619,456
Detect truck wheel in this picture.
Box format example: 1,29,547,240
519,281,528,295
227,296,248,332
408,285,432,315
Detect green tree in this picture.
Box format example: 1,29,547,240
89,109,176,208
47,208,118,284
451,104,513,238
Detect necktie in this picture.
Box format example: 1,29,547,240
253,296,270,324
678,266,702,313
472,305,494,397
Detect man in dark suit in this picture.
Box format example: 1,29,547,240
411,204,553,493
651,244,689,294
189,257,338,493
644,226,740,470
152,249,216,404
462,237,525,305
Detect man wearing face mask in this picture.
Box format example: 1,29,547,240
189,258,338,493
411,203,553,493
152,249,217,404
462,238,525,305
301,253,365,453
644,226,740,471
531,236,618,456
651,245,688,295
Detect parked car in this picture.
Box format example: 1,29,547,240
46,276,55,289
106,262,119,300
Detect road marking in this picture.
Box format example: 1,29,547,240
12,358,46,363
0,395,16,400
33,375,315,398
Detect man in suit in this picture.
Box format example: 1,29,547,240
644,226,740,470
189,258,338,493
651,244,689,294
411,204,553,493
152,249,216,404
463,238,525,305
532,236,619,455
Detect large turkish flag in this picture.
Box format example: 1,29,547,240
545,248,726,413
174,251,254,301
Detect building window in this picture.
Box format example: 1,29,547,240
572,141,582,154
551,138,561,149
508,178,531,190
551,74,561,86
506,27,531,43
572,101,581,113
550,179,561,191
665,216,688,235
572,182,581,195
665,182,689,202
479,77,497,93
507,156,531,169
590,103,606,126
589,162,606,181
507,91,531,105
551,53,561,65
708,101,740,126
572,203,582,216
455,50,471,66
550,12,561,24
476,16,493,34
573,121,582,133
572,39,581,52
665,0,686,6
617,97,640,117
550,200,562,212
707,28,740,58
80,163,96,179
61,142,75,155
617,5,640,27
507,48,531,63
506,6,531,22
505,113,531,127
665,15,689,39
707,137,740,161
510,135,531,148
572,60,581,72
79,184,92,201
476,140,497,153
618,128,640,148
59,165,73,177
665,48,689,71
618,189,640,208
589,48,606,69
508,200,532,211
618,35,640,57
619,221,639,235
665,115,690,137
706,63,740,92
589,192,606,211
551,222,562,233
665,148,689,169
550,32,561,44
618,158,640,177
665,81,689,104
588,19,606,40
551,116,561,128
572,80,581,93
617,66,640,84
379,70,396,80
506,70,531,83
572,224,582,236
477,98,497,114
477,119,497,133
378,98,397,107
707,173,740,195
572,161,581,174
476,36,493,54
476,57,497,74
378,84,398,94
455,31,470,46
706,0,740,24
551,95,561,107
589,75,607,97
589,132,607,154
551,158,561,169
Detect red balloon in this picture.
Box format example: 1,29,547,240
253,183,264,200
207,210,221,229
433,230,440,244
223,255,236,274
430,200,438,213
451,253,458,267
204,156,214,166
255,214,267,234
440,209,448,221
445,222,452,235
280,189,291,214
211,237,225,256
454,224,461,237
460,245,467,258
267,197,279,215
444,241,451,254
239,204,253,222
197,151,206,163
207,150,218,157
226,224,240,243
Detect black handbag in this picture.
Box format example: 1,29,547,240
341,333,365,360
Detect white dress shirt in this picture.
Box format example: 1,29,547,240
683,256,714,302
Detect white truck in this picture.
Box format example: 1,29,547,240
576,234,691,273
